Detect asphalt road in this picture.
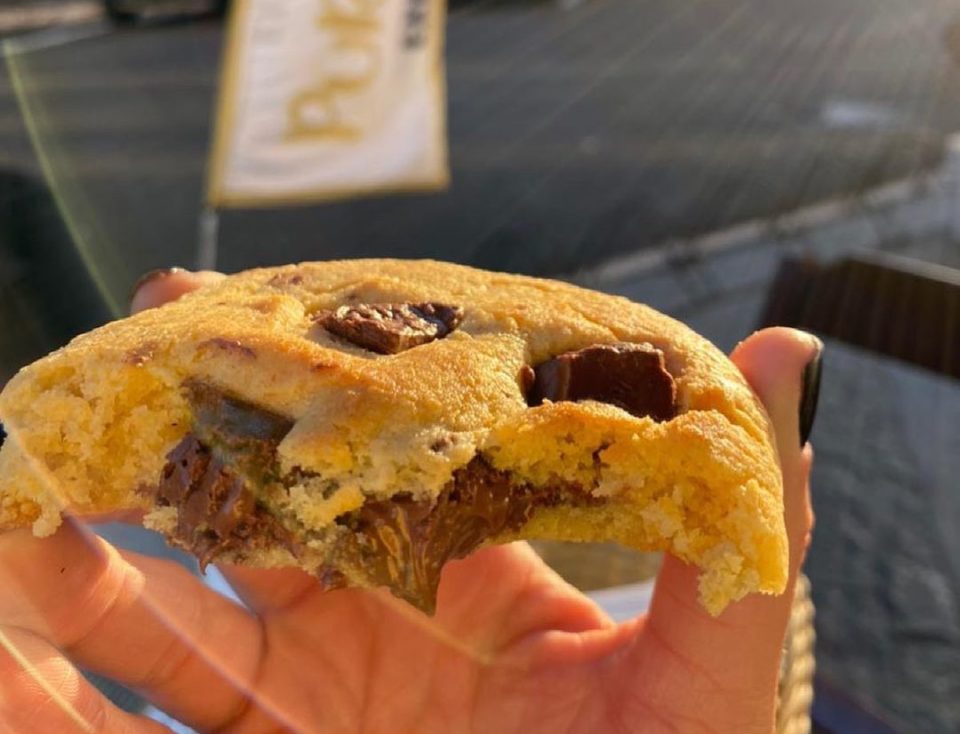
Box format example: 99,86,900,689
3,0,960,321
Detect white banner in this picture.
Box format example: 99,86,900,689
207,0,448,207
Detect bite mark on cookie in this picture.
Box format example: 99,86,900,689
148,382,604,613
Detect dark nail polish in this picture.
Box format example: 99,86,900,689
130,267,183,304
799,340,823,446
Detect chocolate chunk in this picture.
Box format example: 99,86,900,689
519,364,537,396
157,435,293,567
529,343,677,422
151,383,297,566
184,380,293,488
328,458,595,613
184,381,292,443
318,302,464,354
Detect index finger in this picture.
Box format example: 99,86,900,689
0,519,265,731
130,269,225,314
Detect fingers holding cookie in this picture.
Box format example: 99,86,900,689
130,268,225,315
0,519,265,731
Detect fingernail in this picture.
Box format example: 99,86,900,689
799,339,823,447
130,267,183,304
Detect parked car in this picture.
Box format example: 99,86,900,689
103,0,228,24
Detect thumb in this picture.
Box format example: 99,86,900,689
624,328,820,725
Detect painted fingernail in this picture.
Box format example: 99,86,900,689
130,267,183,304
799,339,823,447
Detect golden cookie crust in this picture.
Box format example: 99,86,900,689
0,259,786,614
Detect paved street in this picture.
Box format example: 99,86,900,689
2,0,960,310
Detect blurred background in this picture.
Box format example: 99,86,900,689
1,0,959,731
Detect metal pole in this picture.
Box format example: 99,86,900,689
196,206,219,271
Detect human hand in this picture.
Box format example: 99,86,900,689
0,269,818,733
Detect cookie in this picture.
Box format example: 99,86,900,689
0,260,786,615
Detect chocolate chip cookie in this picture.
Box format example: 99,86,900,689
0,260,786,615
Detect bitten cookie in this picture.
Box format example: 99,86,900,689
0,259,786,615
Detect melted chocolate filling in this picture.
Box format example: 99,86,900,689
327,459,595,613
156,435,294,568
155,403,588,613
153,341,675,613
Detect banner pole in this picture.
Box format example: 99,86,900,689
196,206,220,271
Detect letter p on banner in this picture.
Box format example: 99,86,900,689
207,0,448,207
